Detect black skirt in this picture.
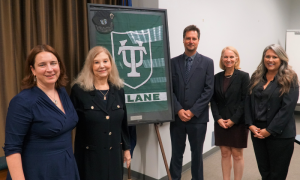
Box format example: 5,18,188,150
214,122,249,148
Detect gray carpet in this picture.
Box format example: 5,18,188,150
125,113,300,180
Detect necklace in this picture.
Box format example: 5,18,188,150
224,71,233,78
225,75,232,78
48,90,58,105
99,89,109,100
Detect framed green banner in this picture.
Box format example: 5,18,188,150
87,4,174,125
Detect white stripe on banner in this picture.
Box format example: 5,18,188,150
127,25,163,44
150,77,166,83
125,92,167,103
143,58,165,68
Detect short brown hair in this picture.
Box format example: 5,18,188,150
183,25,200,39
21,44,68,90
219,46,241,70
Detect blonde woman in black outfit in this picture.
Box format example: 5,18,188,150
70,46,131,180
211,46,249,180
245,44,299,180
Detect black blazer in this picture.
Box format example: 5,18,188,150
211,69,250,124
245,77,299,138
70,84,130,180
171,52,214,123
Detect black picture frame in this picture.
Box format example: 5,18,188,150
87,3,174,125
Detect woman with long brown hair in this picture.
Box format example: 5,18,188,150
4,44,79,180
245,44,299,180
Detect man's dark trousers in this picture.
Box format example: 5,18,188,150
170,120,207,180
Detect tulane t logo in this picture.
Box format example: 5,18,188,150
111,30,153,89
118,40,147,77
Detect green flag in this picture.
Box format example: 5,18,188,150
92,11,168,117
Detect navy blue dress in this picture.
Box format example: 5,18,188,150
4,86,80,180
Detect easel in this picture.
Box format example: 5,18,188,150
127,123,172,180
127,165,132,180
154,123,172,180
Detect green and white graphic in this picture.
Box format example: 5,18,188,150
93,11,168,116
111,30,152,89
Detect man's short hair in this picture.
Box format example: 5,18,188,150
183,25,200,39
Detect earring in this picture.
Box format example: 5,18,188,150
34,75,36,82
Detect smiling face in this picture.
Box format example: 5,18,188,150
92,51,112,80
183,30,199,53
222,49,237,70
264,49,281,73
31,52,60,88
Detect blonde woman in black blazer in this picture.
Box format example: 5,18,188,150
211,46,249,180
70,46,131,180
245,44,299,180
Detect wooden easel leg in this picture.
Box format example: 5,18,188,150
127,164,131,180
154,123,172,180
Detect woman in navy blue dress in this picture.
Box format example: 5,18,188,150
4,44,80,180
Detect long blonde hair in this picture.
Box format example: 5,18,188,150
72,46,124,91
249,44,298,96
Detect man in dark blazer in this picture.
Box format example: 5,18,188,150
170,25,214,180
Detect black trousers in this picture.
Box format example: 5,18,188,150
169,119,207,180
251,121,294,180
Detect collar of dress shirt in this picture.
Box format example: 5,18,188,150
184,52,197,61
263,74,277,82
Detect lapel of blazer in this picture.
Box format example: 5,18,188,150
250,90,255,115
225,69,238,96
218,71,225,96
179,54,186,83
91,88,109,114
214,71,226,101
250,78,278,115
106,84,116,112
266,78,279,102
186,52,200,84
